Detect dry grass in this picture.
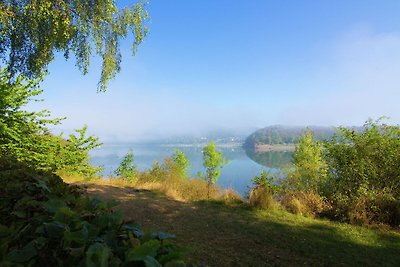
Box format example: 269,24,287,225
220,188,244,205
281,190,330,217
248,187,277,210
61,172,225,202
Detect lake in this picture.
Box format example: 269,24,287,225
90,143,293,196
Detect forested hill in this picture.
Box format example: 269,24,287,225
244,125,338,148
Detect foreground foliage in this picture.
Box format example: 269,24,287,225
0,159,188,266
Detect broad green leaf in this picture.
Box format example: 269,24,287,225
85,243,110,267
8,240,37,263
126,240,160,261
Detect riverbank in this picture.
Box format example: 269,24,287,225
71,180,400,267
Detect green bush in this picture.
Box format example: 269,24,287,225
286,119,400,225
324,119,400,226
114,150,137,181
284,131,327,194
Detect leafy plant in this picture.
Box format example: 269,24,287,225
285,131,327,194
202,141,227,199
171,149,190,178
0,69,102,177
324,118,400,225
115,149,137,180
249,170,280,209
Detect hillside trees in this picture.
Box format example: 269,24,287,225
0,0,148,91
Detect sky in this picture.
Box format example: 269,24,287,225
29,0,400,141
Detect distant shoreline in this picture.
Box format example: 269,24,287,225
159,142,244,148
254,143,295,152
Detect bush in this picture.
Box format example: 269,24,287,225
221,188,244,205
285,131,327,194
324,119,400,226
114,149,137,181
248,170,279,210
281,190,330,217
249,187,276,209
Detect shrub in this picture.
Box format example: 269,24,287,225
281,190,330,217
221,188,244,205
0,70,102,178
171,149,190,178
114,149,137,181
249,187,276,209
324,118,400,226
285,131,327,194
248,170,280,209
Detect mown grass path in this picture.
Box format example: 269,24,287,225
81,183,400,267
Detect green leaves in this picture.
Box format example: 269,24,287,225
287,131,327,193
115,149,137,180
0,71,103,178
202,141,227,198
0,167,189,266
171,149,190,178
0,0,149,91
127,240,160,260
86,243,111,267
7,240,37,263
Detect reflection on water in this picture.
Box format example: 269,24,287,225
90,143,293,196
245,149,293,168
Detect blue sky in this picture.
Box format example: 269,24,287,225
31,0,400,141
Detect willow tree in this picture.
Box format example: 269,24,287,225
0,0,148,91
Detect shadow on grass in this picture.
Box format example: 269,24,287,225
85,184,400,267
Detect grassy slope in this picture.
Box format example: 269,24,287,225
79,183,399,267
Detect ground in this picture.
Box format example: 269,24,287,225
81,183,400,267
